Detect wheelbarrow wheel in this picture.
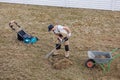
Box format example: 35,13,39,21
85,59,95,68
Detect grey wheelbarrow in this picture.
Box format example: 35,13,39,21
85,48,120,72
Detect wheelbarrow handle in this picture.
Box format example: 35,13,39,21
111,48,120,54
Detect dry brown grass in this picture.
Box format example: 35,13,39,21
0,2,120,80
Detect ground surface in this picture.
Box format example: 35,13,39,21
0,2,120,80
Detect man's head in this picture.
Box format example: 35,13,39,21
48,24,54,32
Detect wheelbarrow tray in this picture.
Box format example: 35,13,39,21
88,51,112,64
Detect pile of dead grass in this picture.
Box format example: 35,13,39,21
48,54,73,70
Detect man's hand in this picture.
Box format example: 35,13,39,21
58,37,63,42
63,37,68,41
67,33,71,38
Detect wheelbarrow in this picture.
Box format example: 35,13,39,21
85,48,120,72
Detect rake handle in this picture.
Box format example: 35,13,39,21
45,39,66,59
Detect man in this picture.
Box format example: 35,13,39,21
48,24,71,58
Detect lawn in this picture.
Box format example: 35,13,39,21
0,2,120,80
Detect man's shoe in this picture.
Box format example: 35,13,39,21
65,56,69,59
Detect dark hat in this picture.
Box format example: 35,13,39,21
48,24,54,32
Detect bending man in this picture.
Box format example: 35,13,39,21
48,24,71,58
